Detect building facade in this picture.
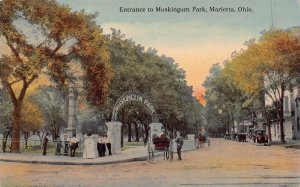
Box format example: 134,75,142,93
265,84,300,141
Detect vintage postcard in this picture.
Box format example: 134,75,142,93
0,0,299,186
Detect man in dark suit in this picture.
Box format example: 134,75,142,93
175,132,184,160
42,134,49,155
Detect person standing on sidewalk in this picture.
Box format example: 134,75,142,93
105,135,112,156
63,134,70,156
101,136,107,156
146,136,155,161
70,134,79,157
175,131,183,160
97,135,102,157
42,134,48,156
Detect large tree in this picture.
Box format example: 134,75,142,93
228,30,300,143
20,99,44,148
105,29,203,143
0,0,112,152
29,86,67,140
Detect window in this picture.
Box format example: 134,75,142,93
284,96,289,113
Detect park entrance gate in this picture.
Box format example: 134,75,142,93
107,90,164,154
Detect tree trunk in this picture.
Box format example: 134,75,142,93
134,121,139,142
268,121,272,142
279,86,285,143
6,79,30,153
11,105,22,152
2,128,11,152
51,127,60,140
38,131,44,146
144,123,149,141
128,123,132,142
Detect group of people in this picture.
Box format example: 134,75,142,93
83,134,112,159
166,131,184,161
45,133,79,157
97,135,112,157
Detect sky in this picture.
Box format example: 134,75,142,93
18,0,300,93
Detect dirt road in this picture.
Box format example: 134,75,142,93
0,138,299,186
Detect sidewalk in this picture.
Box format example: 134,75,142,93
271,139,300,149
0,146,150,165
0,139,197,165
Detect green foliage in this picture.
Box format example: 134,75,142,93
203,63,259,136
105,29,204,132
0,89,13,132
77,102,106,135
29,86,67,139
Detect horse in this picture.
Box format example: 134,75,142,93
147,140,155,161
198,132,210,148
198,133,206,148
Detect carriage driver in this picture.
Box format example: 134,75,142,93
160,128,167,138
200,127,207,137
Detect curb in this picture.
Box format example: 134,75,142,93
0,155,150,165
0,147,198,165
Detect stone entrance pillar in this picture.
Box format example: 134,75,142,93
106,122,122,154
149,123,163,141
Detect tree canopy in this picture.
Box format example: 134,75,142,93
0,0,112,152
203,29,300,141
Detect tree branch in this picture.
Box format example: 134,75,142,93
8,79,22,86
27,74,38,85
52,40,63,56
265,90,277,106
2,33,24,64
17,80,28,104
2,79,18,106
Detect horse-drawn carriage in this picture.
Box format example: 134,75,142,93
252,129,270,146
148,135,170,160
236,133,247,142
198,132,210,148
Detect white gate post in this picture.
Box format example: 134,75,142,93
106,122,122,154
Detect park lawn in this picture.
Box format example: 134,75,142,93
122,141,144,151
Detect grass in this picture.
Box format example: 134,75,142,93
122,141,144,151
124,141,144,146
21,145,56,155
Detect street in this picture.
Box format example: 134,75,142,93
0,139,299,187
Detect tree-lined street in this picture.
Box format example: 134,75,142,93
0,139,299,187
1,0,300,186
